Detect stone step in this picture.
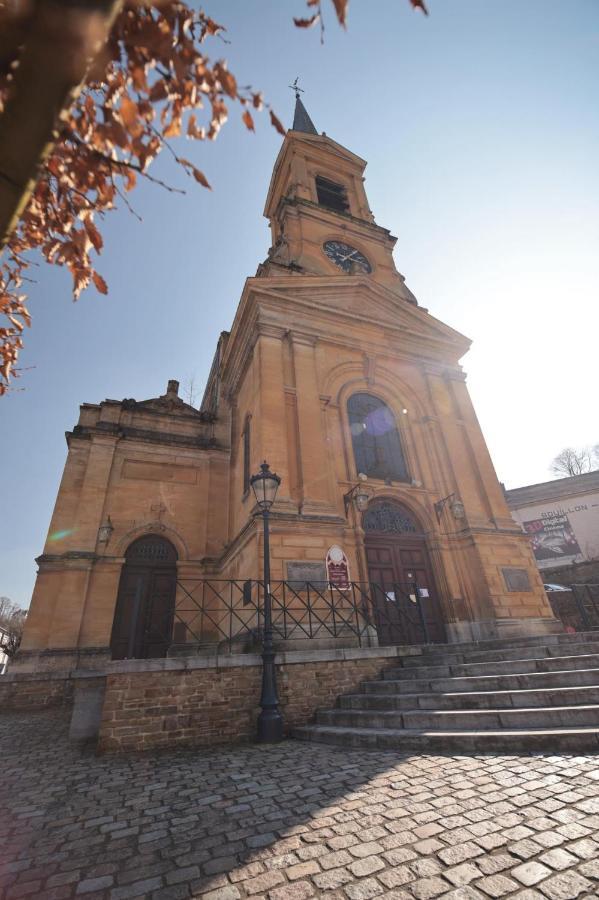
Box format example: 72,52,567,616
400,639,599,669
384,652,599,681
341,683,599,711
316,704,599,731
406,630,599,659
292,723,599,753
363,665,599,695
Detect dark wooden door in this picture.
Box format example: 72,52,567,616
363,501,445,645
110,536,177,660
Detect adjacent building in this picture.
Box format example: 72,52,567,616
506,470,599,582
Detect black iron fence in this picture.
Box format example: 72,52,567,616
139,579,434,659
546,583,599,633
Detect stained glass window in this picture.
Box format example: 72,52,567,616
347,393,409,482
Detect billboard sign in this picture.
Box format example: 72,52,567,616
523,513,583,567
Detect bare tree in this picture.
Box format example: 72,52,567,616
0,596,27,659
550,446,598,478
181,372,199,408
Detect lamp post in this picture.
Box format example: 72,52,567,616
250,460,284,743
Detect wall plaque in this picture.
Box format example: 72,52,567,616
502,567,531,592
326,546,351,590
286,562,327,591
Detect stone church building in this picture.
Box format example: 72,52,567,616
17,98,558,674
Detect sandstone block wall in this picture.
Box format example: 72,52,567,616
0,673,73,710
97,653,398,753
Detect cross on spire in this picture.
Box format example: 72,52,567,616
288,77,318,135
288,77,304,100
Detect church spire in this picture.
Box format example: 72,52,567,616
292,96,318,134
288,77,318,134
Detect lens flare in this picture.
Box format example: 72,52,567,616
48,529,73,542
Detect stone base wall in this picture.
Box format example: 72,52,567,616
97,649,409,753
0,672,73,710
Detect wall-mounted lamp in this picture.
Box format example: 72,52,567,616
97,516,114,544
343,473,371,517
434,493,465,524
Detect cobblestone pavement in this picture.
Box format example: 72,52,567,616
2,711,599,900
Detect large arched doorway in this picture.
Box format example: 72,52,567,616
363,500,445,645
110,535,178,660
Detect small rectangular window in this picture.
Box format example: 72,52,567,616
315,176,349,213
242,416,251,494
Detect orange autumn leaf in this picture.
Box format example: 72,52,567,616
294,14,319,28
330,0,348,27
92,272,108,295
179,158,211,189
269,110,286,137
242,109,255,132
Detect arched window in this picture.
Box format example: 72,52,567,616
347,393,409,482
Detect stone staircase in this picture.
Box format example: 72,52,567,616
292,630,599,753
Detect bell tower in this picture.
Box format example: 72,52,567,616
261,95,417,303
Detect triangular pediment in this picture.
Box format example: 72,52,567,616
244,276,471,361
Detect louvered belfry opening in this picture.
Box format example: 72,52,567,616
315,175,349,213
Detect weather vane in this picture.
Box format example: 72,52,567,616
288,77,304,100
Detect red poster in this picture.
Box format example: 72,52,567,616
326,546,351,589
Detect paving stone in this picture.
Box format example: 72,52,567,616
441,890,486,900
409,859,443,878
377,867,412,889
151,886,190,900
349,841,384,858
4,710,599,900
538,849,579,871
348,856,384,878
269,881,314,900
320,851,353,870
166,867,200,886
477,854,517,876
409,876,448,899
444,863,482,887
76,875,114,893
228,862,265,883
313,867,353,890
577,859,599,879
243,870,285,894
438,843,484,865
286,861,320,880
511,861,552,886
343,878,384,899
110,878,163,899
198,887,241,900
538,871,593,899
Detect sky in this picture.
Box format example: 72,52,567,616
1,0,598,608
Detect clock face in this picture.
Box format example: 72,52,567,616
323,240,372,274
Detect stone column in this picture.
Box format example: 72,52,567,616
290,333,333,515
256,329,296,513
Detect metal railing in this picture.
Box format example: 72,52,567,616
545,583,599,633
571,583,599,630
140,579,434,658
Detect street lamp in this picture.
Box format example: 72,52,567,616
250,460,284,743
343,473,371,517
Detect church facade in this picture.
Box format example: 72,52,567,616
17,100,558,672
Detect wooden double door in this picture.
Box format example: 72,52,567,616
364,503,445,645
110,535,177,660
